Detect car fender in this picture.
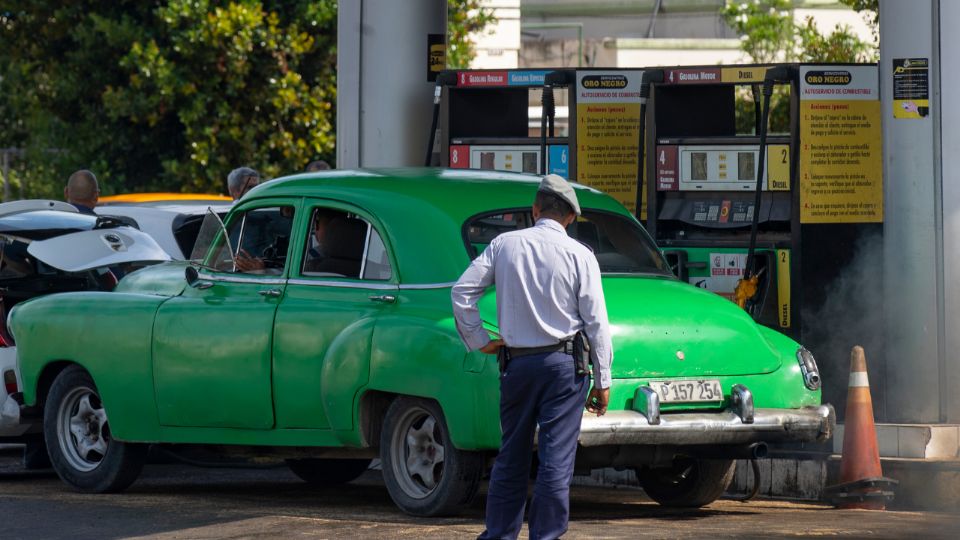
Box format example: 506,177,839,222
320,316,375,432
364,305,501,450
10,291,169,442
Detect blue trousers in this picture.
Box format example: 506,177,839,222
479,351,588,540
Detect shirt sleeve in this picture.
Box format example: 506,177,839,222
451,242,497,351
577,252,613,389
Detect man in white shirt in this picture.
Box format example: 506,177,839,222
452,174,613,540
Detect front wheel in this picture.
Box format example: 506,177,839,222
380,397,483,516
43,365,146,492
637,458,735,508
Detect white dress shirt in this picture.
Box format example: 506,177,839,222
451,218,613,388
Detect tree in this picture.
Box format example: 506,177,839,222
1,1,495,197
721,0,878,64
721,0,795,63
104,0,338,193
721,0,879,134
0,1,337,196
447,0,496,69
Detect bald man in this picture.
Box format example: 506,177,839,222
64,170,100,214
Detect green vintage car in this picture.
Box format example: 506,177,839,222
10,168,832,516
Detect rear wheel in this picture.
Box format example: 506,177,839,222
638,458,735,508
286,458,371,485
43,365,146,492
380,397,483,516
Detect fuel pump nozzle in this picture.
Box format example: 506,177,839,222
540,71,574,175
424,70,457,167
634,69,664,220
735,65,795,311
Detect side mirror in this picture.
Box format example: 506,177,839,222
185,266,213,289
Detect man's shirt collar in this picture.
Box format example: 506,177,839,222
536,218,567,234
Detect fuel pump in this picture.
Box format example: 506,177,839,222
736,66,796,313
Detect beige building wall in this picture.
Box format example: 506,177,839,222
471,0,520,69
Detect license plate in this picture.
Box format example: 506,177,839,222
648,379,723,403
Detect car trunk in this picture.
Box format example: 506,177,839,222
475,275,782,379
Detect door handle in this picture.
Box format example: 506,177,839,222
368,294,396,304
258,288,283,298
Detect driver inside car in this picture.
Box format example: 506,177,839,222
232,206,293,274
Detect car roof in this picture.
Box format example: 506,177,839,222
241,168,632,283
99,193,231,204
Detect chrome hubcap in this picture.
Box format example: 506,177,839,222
58,386,109,472
391,407,445,499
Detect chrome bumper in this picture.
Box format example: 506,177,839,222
578,405,835,447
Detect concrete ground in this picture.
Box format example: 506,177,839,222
2,446,958,539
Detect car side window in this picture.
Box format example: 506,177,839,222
302,208,392,281
209,206,294,275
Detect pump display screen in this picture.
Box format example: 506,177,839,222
738,152,755,181
691,153,708,181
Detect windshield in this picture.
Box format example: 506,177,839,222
463,209,672,276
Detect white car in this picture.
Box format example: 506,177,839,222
0,200,169,461
96,201,232,260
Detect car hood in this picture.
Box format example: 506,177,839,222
26,226,171,272
476,275,783,378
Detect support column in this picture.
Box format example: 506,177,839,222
880,0,956,422
938,1,960,423
337,0,447,168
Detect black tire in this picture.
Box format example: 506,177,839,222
286,458,372,485
43,365,146,493
638,458,735,508
380,397,483,517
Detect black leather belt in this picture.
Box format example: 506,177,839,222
507,339,573,359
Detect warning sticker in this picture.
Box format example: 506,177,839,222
799,65,883,224
892,58,929,119
575,71,643,215
695,252,746,300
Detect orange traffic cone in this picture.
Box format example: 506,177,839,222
824,346,897,509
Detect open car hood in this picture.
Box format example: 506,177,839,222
26,226,171,272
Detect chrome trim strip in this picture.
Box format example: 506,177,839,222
284,279,455,291
287,278,399,290
358,223,371,279
577,405,835,447
197,272,286,286
398,282,457,290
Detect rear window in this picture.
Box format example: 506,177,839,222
463,209,671,276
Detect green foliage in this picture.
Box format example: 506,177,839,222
795,16,874,63
1,1,496,198
447,0,496,69
721,0,795,63
0,1,337,197
722,1,878,134
721,0,878,64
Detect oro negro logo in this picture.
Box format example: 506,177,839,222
804,70,852,85
581,74,628,89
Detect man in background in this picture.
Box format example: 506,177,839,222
64,169,100,214
305,159,331,172
227,166,260,200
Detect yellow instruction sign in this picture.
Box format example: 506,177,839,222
799,65,883,223
575,71,643,216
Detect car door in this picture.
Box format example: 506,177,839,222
272,201,397,430
152,199,300,429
